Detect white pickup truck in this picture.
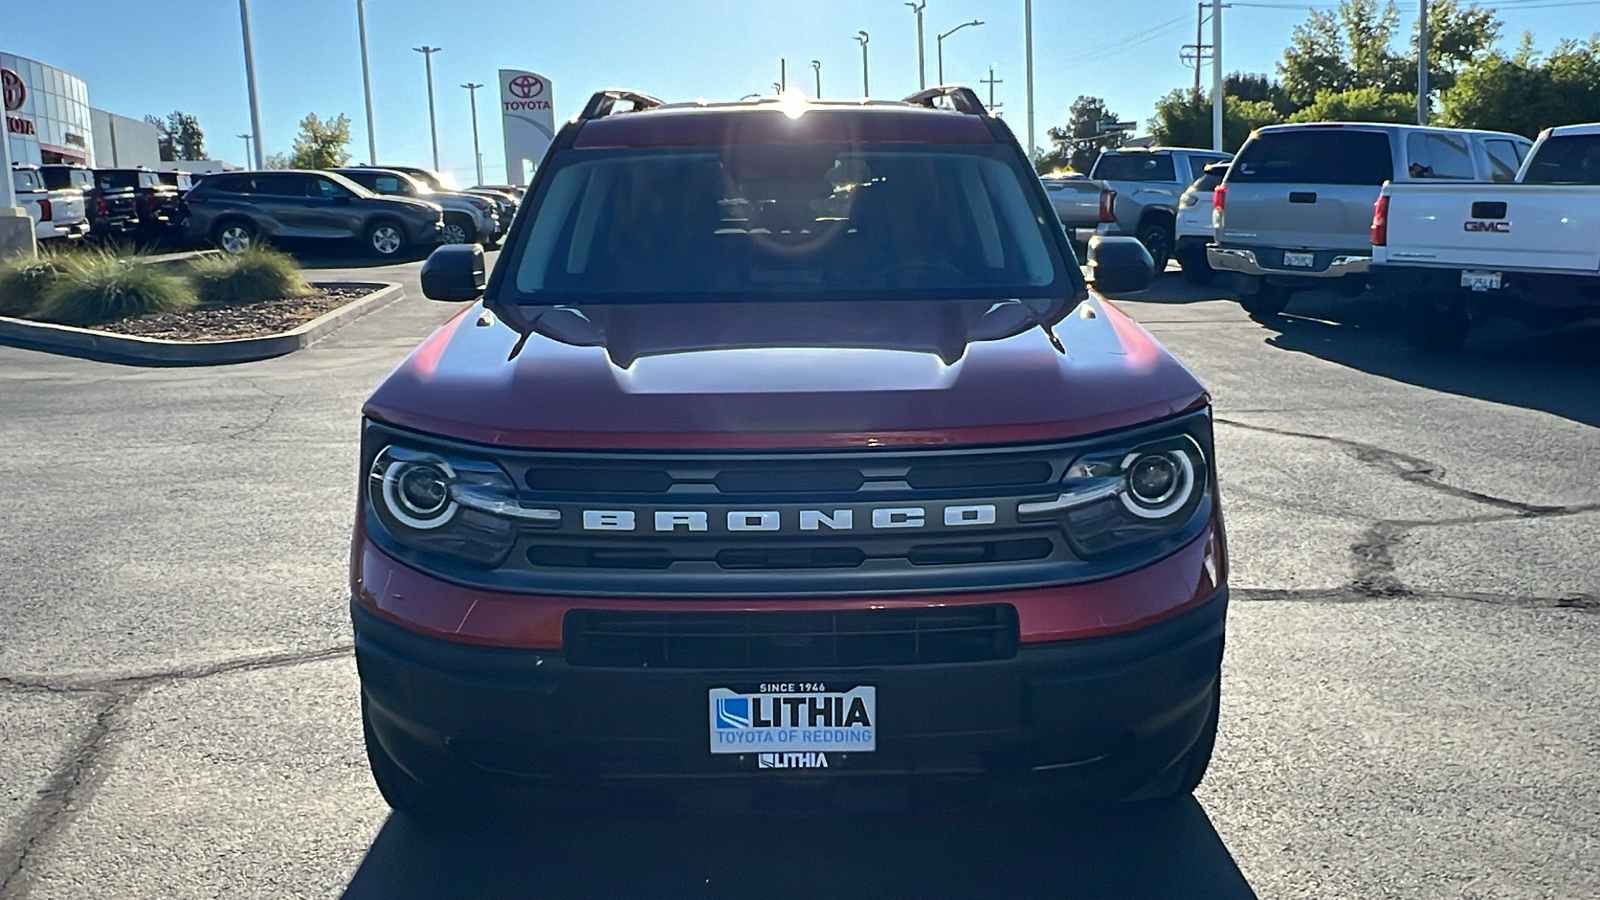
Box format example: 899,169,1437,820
10,165,90,244
1371,122,1600,350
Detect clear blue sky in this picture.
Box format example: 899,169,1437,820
1,0,1592,182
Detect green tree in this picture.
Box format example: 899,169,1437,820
1287,86,1417,123
1440,37,1600,136
287,113,353,169
143,111,207,162
1278,0,1499,110
1149,89,1282,152
1036,96,1126,174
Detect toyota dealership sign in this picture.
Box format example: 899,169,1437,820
499,70,554,186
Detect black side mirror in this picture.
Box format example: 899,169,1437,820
1085,235,1155,295
420,243,487,301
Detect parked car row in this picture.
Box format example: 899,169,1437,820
180,165,520,258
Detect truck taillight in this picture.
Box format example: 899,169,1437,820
1213,183,1226,212
1098,189,1117,223
38,199,52,222
1371,194,1390,247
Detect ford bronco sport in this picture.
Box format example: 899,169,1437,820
352,87,1228,817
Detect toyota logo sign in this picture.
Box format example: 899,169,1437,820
508,75,544,99
1,70,24,112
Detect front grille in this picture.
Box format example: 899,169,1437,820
563,605,1020,668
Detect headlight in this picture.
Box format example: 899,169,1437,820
367,444,556,567
1017,431,1210,559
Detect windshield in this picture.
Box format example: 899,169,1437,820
507,143,1072,303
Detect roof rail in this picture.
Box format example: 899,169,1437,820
578,89,666,121
903,86,987,115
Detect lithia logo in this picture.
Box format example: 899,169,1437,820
581,504,998,533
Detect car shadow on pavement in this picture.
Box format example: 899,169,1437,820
1254,293,1600,429
341,796,1254,900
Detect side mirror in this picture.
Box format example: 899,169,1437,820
420,243,487,301
1085,235,1155,295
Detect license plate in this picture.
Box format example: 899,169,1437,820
1282,251,1315,268
1461,270,1502,291
709,685,876,755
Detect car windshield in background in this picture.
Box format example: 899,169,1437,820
1092,154,1177,182
1230,130,1393,185
1191,165,1227,193
509,144,1068,302
1521,135,1600,184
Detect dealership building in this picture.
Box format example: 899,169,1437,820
3,50,162,170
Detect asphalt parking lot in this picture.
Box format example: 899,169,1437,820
1,258,1597,899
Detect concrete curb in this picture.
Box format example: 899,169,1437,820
0,281,404,366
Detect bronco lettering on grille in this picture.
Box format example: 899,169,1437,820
581,504,999,533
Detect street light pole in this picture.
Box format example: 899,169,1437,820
1211,0,1223,151
812,59,822,97
414,46,442,171
1025,0,1035,162
462,83,484,186
238,133,253,167
936,20,983,86
905,1,927,90
356,0,377,164
1417,0,1429,124
855,31,870,97
238,0,265,168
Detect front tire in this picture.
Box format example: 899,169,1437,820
362,697,470,821
440,214,473,246
366,219,407,258
1176,247,1214,285
1125,686,1220,801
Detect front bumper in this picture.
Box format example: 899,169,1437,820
1208,245,1371,279
355,587,1227,804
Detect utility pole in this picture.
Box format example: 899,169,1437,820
1417,0,1430,124
981,66,1003,111
780,58,787,92
812,59,822,97
357,0,377,164
462,83,484,186
238,0,264,168
414,46,442,171
906,1,927,90
1211,0,1223,151
1180,3,1214,93
238,133,253,167
856,31,870,97
1025,0,1035,163
936,20,983,86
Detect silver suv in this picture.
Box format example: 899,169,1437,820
1208,122,1532,315
1092,147,1232,272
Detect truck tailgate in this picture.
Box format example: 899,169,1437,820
1383,184,1600,273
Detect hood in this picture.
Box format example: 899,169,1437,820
363,296,1207,450
377,195,441,214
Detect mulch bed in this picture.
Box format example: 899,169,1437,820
93,285,376,342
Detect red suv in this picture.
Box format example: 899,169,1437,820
352,88,1227,817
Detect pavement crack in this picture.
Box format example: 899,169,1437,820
1215,417,1574,517
0,693,126,899
224,379,287,441
1233,586,1600,612
0,643,354,695
1350,521,1412,598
